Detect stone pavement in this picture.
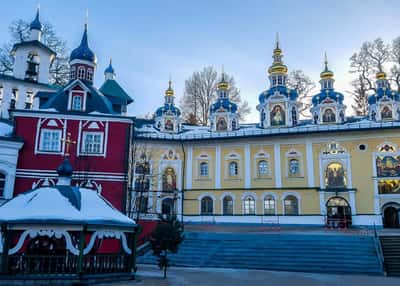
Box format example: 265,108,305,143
97,264,400,286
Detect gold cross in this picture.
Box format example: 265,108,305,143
61,132,76,157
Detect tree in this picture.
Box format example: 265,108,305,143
150,214,184,279
179,66,250,125
287,70,316,117
0,19,69,85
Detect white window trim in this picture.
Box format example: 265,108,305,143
68,90,86,112
77,66,86,80
37,128,63,154
253,151,271,178
80,131,105,156
281,192,301,215
198,193,216,215
241,192,257,215
220,192,236,215
262,192,278,215
285,148,304,178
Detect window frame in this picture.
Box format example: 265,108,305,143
200,196,213,215
229,161,239,177
81,131,104,155
263,196,276,215
38,128,62,153
77,66,85,79
283,195,299,215
199,161,209,177
243,196,256,215
222,196,234,215
258,160,269,176
71,95,82,111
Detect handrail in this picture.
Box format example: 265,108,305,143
372,223,385,274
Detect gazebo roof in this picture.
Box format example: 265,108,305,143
0,185,136,230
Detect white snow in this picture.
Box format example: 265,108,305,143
0,187,136,227
0,121,13,137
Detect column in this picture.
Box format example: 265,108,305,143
215,145,221,189
274,143,282,188
186,146,193,190
1,83,12,119
16,85,26,109
319,191,326,215
349,191,356,215
244,144,251,189
306,140,315,187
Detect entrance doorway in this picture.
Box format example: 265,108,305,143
383,203,400,228
326,196,352,228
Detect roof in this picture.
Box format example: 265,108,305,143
70,25,97,64
0,185,136,229
155,103,181,117
258,86,298,104
0,74,59,90
210,98,238,113
312,89,344,106
134,117,400,141
368,86,400,104
40,80,116,114
99,79,133,104
0,120,13,137
11,40,56,56
30,9,43,31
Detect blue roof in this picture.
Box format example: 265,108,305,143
57,158,73,177
155,103,181,117
30,9,43,31
368,87,400,104
70,25,97,64
312,89,344,106
105,61,115,74
210,98,238,113
258,86,298,104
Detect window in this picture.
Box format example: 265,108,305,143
162,198,174,215
243,196,255,215
232,119,237,130
264,196,275,215
135,196,148,213
0,172,5,197
258,160,269,176
284,195,299,215
70,67,76,80
39,129,61,152
201,197,213,215
25,91,33,109
71,95,82,111
229,161,238,176
77,67,85,79
288,158,300,176
87,68,93,81
223,196,234,215
82,132,103,154
200,162,209,177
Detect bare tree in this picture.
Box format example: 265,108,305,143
179,66,250,125
0,19,69,85
348,75,369,116
390,36,400,92
287,69,316,118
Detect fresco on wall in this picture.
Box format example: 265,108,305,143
217,117,227,131
325,162,346,188
378,180,400,194
270,105,285,126
162,167,176,191
322,108,336,123
376,156,400,177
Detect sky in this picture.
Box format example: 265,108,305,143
1,0,400,122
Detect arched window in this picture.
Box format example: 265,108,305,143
70,66,76,80
229,161,238,176
322,108,336,123
161,198,174,215
325,162,346,188
264,196,275,215
258,160,268,176
243,196,255,215
284,195,299,215
223,196,233,215
77,67,85,79
0,172,5,198
201,196,213,215
200,162,209,177
87,68,93,81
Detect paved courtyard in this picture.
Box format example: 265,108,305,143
97,264,400,286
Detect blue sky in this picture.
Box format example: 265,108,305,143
1,0,400,122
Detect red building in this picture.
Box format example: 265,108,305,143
11,23,134,213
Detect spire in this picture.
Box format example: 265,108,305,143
104,58,115,80
218,65,229,91
165,76,174,97
69,15,97,64
320,52,334,81
275,32,280,49
30,5,43,31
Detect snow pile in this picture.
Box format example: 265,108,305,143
0,121,13,137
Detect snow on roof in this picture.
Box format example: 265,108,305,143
0,121,13,137
0,186,136,229
135,118,400,141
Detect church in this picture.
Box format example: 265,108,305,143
0,9,399,230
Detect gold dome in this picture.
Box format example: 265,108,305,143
268,63,288,75
165,80,174,97
320,53,334,79
376,71,387,80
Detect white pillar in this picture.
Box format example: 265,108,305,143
186,146,193,190
244,144,251,189
215,145,221,189
16,86,26,109
306,140,315,187
319,191,326,215
1,83,12,118
274,143,282,188
349,190,356,215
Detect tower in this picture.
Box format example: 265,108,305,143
154,79,181,133
209,69,240,132
256,34,300,128
311,53,346,124
11,8,55,84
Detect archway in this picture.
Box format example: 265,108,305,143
326,196,352,228
383,203,400,228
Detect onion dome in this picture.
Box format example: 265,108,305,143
70,24,97,64
57,158,73,177
268,34,288,75
104,59,115,75
30,8,43,31
320,53,334,79
368,70,400,104
155,80,181,117
165,80,174,97
218,72,229,90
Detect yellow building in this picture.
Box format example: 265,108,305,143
132,40,400,228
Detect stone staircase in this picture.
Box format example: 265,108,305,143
138,232,384,275
380,236,400,276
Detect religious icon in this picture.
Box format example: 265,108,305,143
381,106,393,120
289,158,300,176
164,119,173,131
322,109,336,123
217,117,227,131
162,167,176,191
325,162,346,188
376,156,400,177
270,105,285,126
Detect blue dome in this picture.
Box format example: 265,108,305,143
57,159,73,177
70,25,97,64
210,98,238,113
312,89,344,106
258,86,298,104
369,87,400,105
155,103,181,117
105,61,115,74
30,9,43,31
